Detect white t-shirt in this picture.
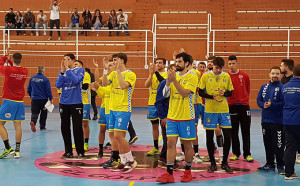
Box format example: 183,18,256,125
50,5,60,20
117,13,128,24
37,14,47,23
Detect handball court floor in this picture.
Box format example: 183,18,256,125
0,107,299,186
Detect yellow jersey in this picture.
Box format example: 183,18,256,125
82,72,91,105
108,70,136,112
96,85,111,114
197,72,204,105
148,72,167,105
167,71,198,121
199,71,234,113
191,69,201,105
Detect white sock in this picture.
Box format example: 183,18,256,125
125,151,134,162
120,154,127,165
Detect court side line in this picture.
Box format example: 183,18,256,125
128,181,135,186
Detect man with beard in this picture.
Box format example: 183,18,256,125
280,59,294,85
157,52,197,183
256,66,285,174
199,57,233,173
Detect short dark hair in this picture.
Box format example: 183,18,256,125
118,9,123,12
293,64,300,76
228,55,237,61
75,60,83,66
9,8,13,11
270,66,281,72
281,59,294,71
199,61,206,67
213,57,225,68
155,58,166,65
13,53,22,64
112,53,128,64
39,10,43,13
207,56,216,60
85,68,91,73
64,53,75,60
175,52,192,65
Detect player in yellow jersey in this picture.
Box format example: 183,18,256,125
144,58,167,156
157,52,197,183
102,53,137,173
199,57,234,173
74,60,91,151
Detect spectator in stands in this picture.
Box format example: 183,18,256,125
15,11,25,36
107,9,118,36
197,61,206,73
5,8,16,35
49,0,61,40
82,8,92,36
68,8,80,36
35,10,47,36
92,9,103,36
116,9,129,36
24,8,35,36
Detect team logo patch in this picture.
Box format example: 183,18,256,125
35,146,260,182
60,109,63,113
5,113,11,118
206,118,211,123
118,118,122,122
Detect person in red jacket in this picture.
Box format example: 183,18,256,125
227,55,253,162
0,48,28,159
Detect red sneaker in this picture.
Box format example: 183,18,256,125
156,172,175,183
181,170,192,182
30,122,36,132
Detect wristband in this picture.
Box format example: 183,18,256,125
103,69,108,75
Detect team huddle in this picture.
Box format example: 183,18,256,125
0,48,300,182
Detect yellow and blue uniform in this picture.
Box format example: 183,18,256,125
191,69,201,124
166,71,198,140
97,84,111,128
147,72,167,120
82,72,91,120
199,71,234,129
107,70,136,132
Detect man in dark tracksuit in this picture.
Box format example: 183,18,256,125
282,64,300,180
27,66,53,132
256,66,285,174
56,53,85,159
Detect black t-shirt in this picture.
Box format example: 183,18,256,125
281,74,293,85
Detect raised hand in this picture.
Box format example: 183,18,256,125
93,58,99,68
103,56,108,70
168,69,176,82
217,88,224,96
149,63,155,75
61,59,66,72
90,82,100,91
173,50,178,60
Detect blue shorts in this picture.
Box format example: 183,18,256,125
198,104,205,124
83,104,90,120
166,120,196,140
203,113,231,130
194,104,199,124
147,105,159,120
0,99,25,122
98,107,107,126
108,111,131,132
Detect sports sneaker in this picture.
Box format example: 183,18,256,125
285,173,298,180
202,155,210,162
230,154,239,161
48,37,52,40
128,136,138,145
84,143,89,151
257,164,275,172
244,155,254,162
193,153,203,163
277,166,285,175
147,147,160,156
98,150,103,159
157,172,175,183
30,121,36,132
77,154,87,159
13,151,21,159
61,152,73,159
0,148,15,159
111,163,125,172
221,163,233,174
158,157,166,165
181,170,192,182
296,154,300,164
176,152,185,161
207,164,217,173
122,160,137,173
103,159,119,169
104,142,111,150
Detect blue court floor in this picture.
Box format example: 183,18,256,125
0,108,299,186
